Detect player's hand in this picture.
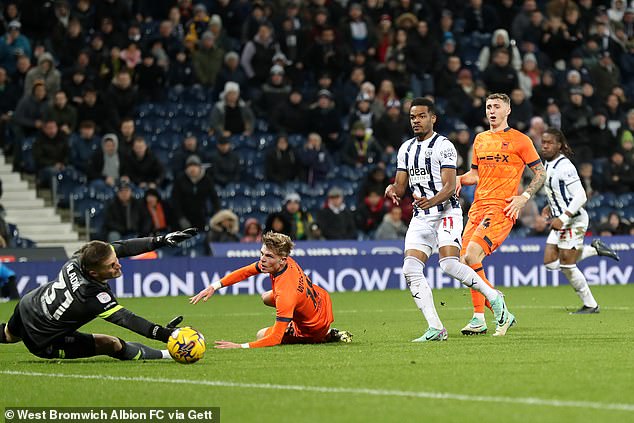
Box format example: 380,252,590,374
412,193,432,210
385,184,400,205
455,175,463,197
214,340,243,349
541,205,551,218
190,286,216,304
550,217,564,230
503,195,528,220
166,316,183,329
156,228,199,247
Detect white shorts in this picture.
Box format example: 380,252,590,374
405,210,463,257
546,212,589,250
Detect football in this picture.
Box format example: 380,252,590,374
167,327,206,364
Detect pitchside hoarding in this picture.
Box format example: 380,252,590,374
8,237,634,297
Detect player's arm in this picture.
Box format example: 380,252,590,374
385,170,408,206
190,262,260,304
503,160,546,220
112,229,198,258
100,305,173,342
551,180,586,230
414,167,457,210
215,290,296,349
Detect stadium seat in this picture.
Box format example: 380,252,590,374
20,137,36,174
53,168,87,208
618,193,634,208
255,197,282,213
287,134,306,148
224,196,254,215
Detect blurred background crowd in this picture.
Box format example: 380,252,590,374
0,0,632,254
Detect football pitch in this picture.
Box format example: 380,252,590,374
1,285,633,423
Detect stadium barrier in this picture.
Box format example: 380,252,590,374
10,237,634,297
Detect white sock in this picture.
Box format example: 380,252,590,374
161,350,171,359
474,312,485,321
545,259,560,271
579,245,598,261
560,264,598,308
439,257,498,302
403,256,443,329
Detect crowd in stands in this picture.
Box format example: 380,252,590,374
0,0,633,251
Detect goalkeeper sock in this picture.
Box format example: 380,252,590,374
111,339,164,360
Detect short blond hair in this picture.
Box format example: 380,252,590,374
486,93,511,105
262,231,294,257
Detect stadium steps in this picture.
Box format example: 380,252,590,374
0,152,82,254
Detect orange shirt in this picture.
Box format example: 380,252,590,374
471,127,541,210
218,258,334,348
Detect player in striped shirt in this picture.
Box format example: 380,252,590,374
541,128,619,314
385,97,512,342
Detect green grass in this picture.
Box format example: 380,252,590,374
1,285,634,423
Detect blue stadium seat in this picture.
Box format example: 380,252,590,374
618,193,634,208
255,197,282,213
288,134,306,148
225,196,254,215
20,137,35,173
53,168,87,208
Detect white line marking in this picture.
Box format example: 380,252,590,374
2,370,633,412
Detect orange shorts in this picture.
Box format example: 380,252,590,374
264,322,330,344
461,207,515,256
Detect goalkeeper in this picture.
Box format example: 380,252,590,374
0,229,196,360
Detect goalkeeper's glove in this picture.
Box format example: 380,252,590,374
154,228,199,247
154,316,184,342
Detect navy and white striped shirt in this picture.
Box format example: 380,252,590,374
544,154,584,217
396,132,461,216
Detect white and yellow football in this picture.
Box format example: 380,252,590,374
167,327,206,364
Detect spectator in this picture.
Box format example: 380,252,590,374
578,162,602,198
168,48,196,87
619,129,634,164
464,0,499,35
214,51,249,100
192,31,224,88
355,189,388,237
263,211,293,237
209,137,240,187
530,69,560,115
24,52,61,96
303,27,346,82
527,116,546,152
308,89,342,152
478,28,522,72
518,53,540,98
63,67,89,107
264,134,297,184
76,85,119,134
374,206,408,240
0,67,19,153
209,81,255,138
270,88,309,134
87,133,122,187
13,80,48,142
373,99,409,156
528,215,550,237
32,119,69,187
306,221,325,240
45,90,77,135
561,88,594,163
450,128,473,175
482,48,519,94
107,71,138,120
297,132,331,185
508,88,533,132
171,155,220,230
348,92,376,131
240,217,263,243
0,21,32,74
597,211,631,235
315,186,357,240
341,120,383,168
604,151,634,194
120,136,164,189
117,117,136,158
144,188,174,236
135,52,165,102
240,23,278,87
280,192,313,241
404,20,438,97
589,51,622,101
102,181,150,242
172,133,211,175
255,65,291,119
69,120,99,175
359,165,390,202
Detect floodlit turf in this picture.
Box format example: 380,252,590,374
1,285,634,423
